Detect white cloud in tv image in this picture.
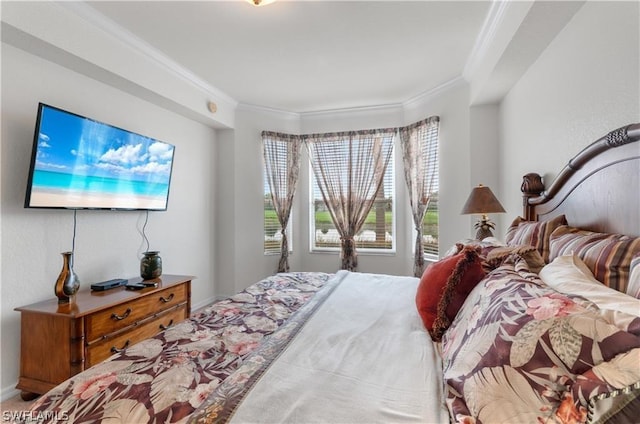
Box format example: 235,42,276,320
25,104,175,210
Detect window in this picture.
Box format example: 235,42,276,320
422,191,438,257
419,120,439,258
399,116,439,274
309,131,396,253
263,167,291,254
262,133,299,256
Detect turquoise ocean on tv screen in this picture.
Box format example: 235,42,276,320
32,170,169,197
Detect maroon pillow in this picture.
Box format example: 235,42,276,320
416,247,486,341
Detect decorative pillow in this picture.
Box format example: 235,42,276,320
442,237,505,259
442,242,464,258
569,350,640,424
540,254,640,319
548,225,640,293
505,215,567,262
485,244,546,273
627,253,640,298
584,381,640,424
415,246,486,341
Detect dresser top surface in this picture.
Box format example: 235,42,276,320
15,274,194,317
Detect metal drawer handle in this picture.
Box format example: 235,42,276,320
111,308,132,321
159,319,174,331
110,339,130,354
159,293,175,303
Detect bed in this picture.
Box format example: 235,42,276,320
20,123,640,423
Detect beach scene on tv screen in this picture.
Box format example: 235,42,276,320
28,107,174,209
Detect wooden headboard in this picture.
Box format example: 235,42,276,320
521,123,640,237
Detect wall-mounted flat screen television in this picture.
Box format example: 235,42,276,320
25,103,175,211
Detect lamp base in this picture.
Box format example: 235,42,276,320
474,215,496,240
475,227,494,240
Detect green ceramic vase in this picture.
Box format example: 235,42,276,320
140,251,162,280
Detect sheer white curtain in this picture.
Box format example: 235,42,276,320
399,116,440,277
262,131,302,273
305,129,395,271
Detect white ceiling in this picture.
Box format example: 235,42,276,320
85,0,491,113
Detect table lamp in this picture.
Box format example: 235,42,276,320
461,184,505,240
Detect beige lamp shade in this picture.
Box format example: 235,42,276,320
461,184,505,239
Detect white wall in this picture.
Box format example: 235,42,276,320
468,104,503,233
213,128,237,298
0,44,217,398
215,106,302,295
499,1,639,229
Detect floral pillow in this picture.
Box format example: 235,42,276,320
441,256,640,424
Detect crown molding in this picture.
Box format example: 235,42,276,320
238,101,402,122
462,0,510,82
56,1,238,108
403,76,466,110
239,76,464,121
236,103,301,121
300,102,403,119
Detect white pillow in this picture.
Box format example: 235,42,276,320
539,254,640,318
628,254,640,298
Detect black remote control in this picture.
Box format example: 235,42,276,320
91,278,128,291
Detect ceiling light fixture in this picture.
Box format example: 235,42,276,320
247,0,276,6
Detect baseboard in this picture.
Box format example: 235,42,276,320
1,385,20,402
190,295,218,315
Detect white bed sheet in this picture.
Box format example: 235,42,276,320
230,270,448,423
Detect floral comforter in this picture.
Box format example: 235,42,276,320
24,272,332,424
442,256,640,424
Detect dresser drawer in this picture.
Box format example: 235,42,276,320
86,304,187,367
86,284,188,342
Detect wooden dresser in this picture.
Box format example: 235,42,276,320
15,274,193,399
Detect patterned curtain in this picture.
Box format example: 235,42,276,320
305,129,395,271
399,116,440,277
262,131,302,273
